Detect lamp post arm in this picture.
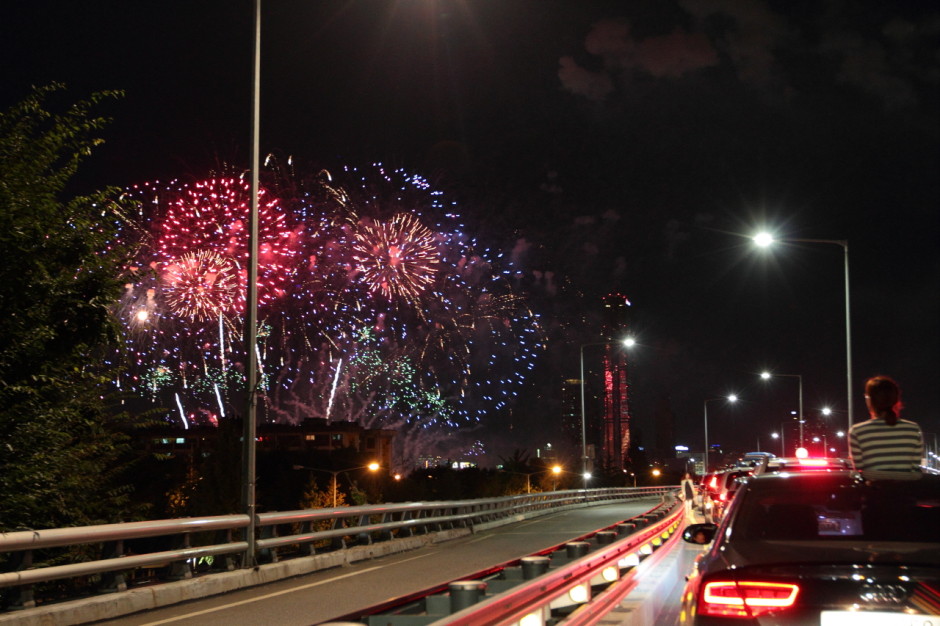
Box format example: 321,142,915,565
786,238,852,439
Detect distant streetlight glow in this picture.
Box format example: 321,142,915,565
753,232,774,247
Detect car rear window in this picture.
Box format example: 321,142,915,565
735,477,940,542
723,471,750,488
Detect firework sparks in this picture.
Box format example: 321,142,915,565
113,163,544,453
162,249,241,321
351,213,440,301
155,177,301,315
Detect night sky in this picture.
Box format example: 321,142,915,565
3,1,938,463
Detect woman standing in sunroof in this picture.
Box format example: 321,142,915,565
849,375,924,479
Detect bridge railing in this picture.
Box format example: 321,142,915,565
327,497,684,625
0,486,673,614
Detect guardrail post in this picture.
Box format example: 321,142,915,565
594,530,617,545
299,521,318,556
166,533,193,581
98,540,127,592
355,514,373,546
520,556,550,579
329,518,347,551
449,580,487,613
565,541,591,559
214,529,238,570
4,549,35,609
258,524,277,563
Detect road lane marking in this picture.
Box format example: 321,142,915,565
138,565,384,625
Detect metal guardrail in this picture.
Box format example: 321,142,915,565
0,486,674,615
329,498,684,625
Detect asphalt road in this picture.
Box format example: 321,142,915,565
94,499,661,625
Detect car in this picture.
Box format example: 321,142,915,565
707,468,754,521
681,470,940,624
737,451,776,469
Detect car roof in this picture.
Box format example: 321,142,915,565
746,469,940,491
754,456,852,474
748,468,857,483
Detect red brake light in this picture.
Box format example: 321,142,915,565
798,458,829,467
700,581,800,618
719,492,727,502
708,476,718,490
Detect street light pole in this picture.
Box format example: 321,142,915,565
704,395,737,472
754,235,852,438
579,344,591,490
241,0,262,569
761,372,804,446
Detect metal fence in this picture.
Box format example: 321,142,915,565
0,486,674,618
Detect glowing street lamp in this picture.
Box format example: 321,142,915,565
293,463,380,507
770,430,785,456
760,371,804,447
579,337,635,489
704,394,738,472
504,466,563,493
753,232,853,440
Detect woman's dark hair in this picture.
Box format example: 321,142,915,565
866,376,902,425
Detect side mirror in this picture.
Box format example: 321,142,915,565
683,523,718,545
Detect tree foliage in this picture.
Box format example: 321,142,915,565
0,84,136,531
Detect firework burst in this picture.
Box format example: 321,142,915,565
155,177,301,316
114,162,543,457
351,213,441,301
162,249,242,321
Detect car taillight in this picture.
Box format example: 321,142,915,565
719,492,727,502
708,476,718,490
699,580,800,618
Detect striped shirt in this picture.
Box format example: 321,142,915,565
849,417,924,474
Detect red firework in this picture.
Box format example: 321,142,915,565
351,213,441,301
155,178,300,317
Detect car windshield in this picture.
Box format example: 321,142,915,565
734,476,940,542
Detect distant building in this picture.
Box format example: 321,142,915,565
561,378,583,451
138,418,396,469
601,293,632,471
